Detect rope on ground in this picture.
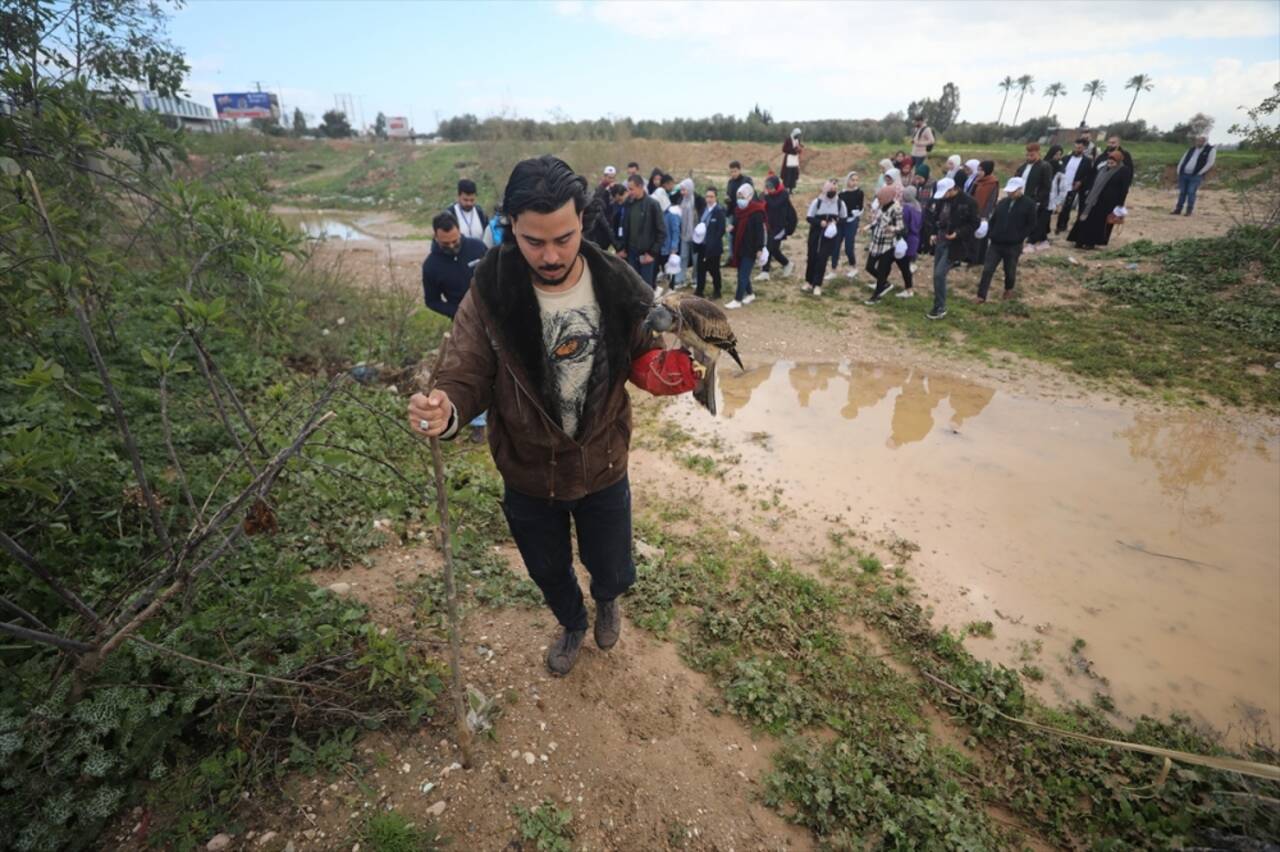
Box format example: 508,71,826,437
919,669,1280,784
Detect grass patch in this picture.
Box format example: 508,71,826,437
513,801,574,852
361,809,445,852
865,226,1280,410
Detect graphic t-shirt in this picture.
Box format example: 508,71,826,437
533,261,601,439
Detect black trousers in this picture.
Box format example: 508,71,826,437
502,476,636,632
1055,190,1083,234
977,242,1022,299
867,251,912,297
1030,204,1051,244
695,251,722,298
763,236,789,271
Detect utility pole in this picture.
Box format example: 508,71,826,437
250,80,266,93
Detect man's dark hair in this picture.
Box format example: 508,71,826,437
914,115,925,122
704,186,717,196
608,183,627,198
1075,137,1089,146
626,161,639,169
765,175,780,190
502,155,589,221
432,211,459,233
626,174,645,188
661,173,674,185
457,178,477,195
729,160,741,169
979,160,994,176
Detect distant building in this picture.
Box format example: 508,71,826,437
129,91,230,133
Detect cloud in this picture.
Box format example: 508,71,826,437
552,0,584,14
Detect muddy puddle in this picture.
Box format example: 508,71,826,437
669,360,1280,738
284,212,373,242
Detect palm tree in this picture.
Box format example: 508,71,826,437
1043,82,1067,117
997,76,1015,124
1124,73,1154,121
1011,75,1035,124
1081,79,1107,126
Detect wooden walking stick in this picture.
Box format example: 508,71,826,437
417,332,474,767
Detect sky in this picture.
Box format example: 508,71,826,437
170,0,1280,141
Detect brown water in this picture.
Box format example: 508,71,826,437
672,361,1280,737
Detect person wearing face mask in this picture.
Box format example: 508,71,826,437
802,179,847,296
728,182,767,309
781,127,804,191
761,174,797,277
422,210,490,440
838,172,864,277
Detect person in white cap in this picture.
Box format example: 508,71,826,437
781,127,804,191
927,177,978,320
591,165,618,226
976,176,1038,303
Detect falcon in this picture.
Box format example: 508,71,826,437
643,292,744,415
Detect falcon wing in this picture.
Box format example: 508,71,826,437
664,293,744,371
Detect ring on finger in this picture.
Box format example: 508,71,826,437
419,419,430,432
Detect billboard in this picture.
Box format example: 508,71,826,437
387,116,410,138
213,92,274,120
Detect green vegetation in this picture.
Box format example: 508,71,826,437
513,801,574,852
361,809,445,852
861,226,1280,411
0,16,464,847
624,499,1279,849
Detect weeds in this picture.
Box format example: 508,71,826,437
361,809,445,852
513,801,574,852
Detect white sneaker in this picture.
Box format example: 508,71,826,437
824,270,836,281
742,293,756,305
813,286,823,297
754,271,770,281
895,289,915,298
866,280,878,289
653,286,664,298
909,263,918,273
800,283,813,293
783,261,795,275
725,299,743,309
846,268,858,278
1023,243,1037,254
1035,241,1051,251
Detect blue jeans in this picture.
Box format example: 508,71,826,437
841,219,858,265
735,261,754,302
628,250,656,286
502,476,635,632
932,240,953,314
1175,173,1203,214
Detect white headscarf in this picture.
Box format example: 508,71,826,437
947,154,962,170
792,127,802,139
965,158,980,173
678,178,696,240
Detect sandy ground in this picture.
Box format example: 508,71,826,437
158,185,1277,852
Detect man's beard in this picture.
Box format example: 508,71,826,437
532,254,579,287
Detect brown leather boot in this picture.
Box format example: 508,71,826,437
546,628,586,676
594,598,621,650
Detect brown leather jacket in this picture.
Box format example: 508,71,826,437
435,239,655,500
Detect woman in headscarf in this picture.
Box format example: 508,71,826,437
802,178,846,296
874,158,894,191
970,161,999,265
728,182,767,309
863,185,905,303
781,128,804,191
1068,149,1132,249
677,177,697,287
895,185,922,298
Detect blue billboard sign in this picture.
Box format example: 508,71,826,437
213,92,274,120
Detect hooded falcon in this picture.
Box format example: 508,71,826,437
643,292,743,414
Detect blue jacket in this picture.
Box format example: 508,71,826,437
661,209,682,256
422,236,487,318
698,204,727,258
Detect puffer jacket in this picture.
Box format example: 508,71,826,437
434,240,656,500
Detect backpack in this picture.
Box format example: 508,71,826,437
917,125,935,153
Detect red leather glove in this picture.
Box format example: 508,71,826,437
629,348,699,396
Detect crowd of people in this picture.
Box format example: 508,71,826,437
424,120,1216,324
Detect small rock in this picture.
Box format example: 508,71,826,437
523,751,536,765
634,539,664,563
257,832,278,846
206,834,232,852
326,582,352,596
401,762,412,774
441,761,462,776
426,801,447,818
285,843,296,852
